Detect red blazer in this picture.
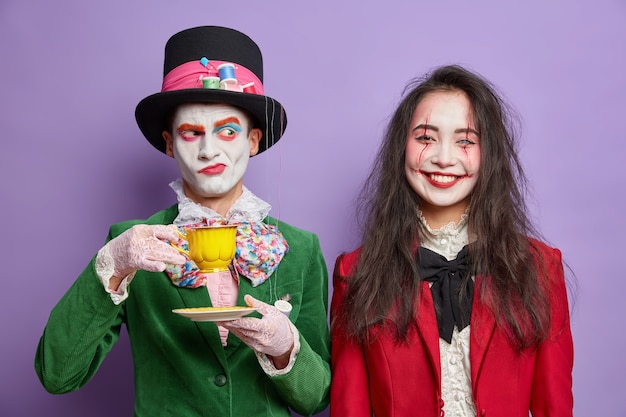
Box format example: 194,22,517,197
330,240,573,417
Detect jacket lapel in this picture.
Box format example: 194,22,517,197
416,276,497,390
175,284,230,367
158,205,233,364
469,275,496,388
416,282,442,386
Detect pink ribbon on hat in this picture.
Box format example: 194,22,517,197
161,60,264,95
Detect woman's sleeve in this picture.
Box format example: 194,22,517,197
330,253,373,417
530,246,574,416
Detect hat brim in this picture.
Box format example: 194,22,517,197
135,89,287,155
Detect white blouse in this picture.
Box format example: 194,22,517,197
418,212,477,417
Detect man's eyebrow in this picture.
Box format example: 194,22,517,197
214,117,241,128
177,123,205,132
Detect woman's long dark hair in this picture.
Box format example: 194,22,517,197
336,65,550,352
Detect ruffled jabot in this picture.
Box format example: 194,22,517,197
170,179,271,226
417,210,471,261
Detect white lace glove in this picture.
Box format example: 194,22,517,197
106,224,187,278
222,294,295,358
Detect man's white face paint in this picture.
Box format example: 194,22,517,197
164,103,260,205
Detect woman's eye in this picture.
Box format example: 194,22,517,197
458,138,476,145
416,135,434,142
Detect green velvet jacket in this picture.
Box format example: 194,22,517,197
35,205,331,416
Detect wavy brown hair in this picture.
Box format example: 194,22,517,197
336,65,550,352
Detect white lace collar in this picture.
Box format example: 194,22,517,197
169,179,271,226
417,209,470,261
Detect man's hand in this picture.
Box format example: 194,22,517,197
107,224,186,279
222,295,295,368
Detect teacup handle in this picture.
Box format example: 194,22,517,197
170,229,189,256
170,243,189,257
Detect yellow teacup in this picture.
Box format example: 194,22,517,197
173,225,238,272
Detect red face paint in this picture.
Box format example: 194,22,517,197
417,113,432,164
214,116,241,128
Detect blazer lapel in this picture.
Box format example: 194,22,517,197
416,281,442,386
160,205,231,364
176,284,230,367
469,275,496,388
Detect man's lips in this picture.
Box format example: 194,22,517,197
198,164,226,175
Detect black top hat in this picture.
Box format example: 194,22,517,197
135,26,287,155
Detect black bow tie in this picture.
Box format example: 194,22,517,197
418,245,473,344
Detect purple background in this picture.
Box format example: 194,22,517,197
1,0,625,416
